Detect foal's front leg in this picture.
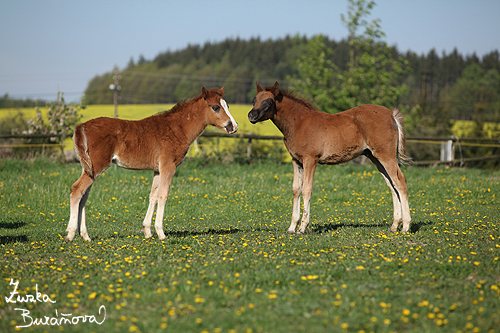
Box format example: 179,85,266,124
287,159,303,234
153,166,175,240
296,159,317,235
142,172,160,238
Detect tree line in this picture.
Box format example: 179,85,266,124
83,36,500,121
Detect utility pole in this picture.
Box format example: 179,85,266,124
109,69,121,118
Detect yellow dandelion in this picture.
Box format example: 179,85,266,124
195,296,205,303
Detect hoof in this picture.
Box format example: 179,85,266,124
81,233,92,242
156,230,167,241
286,230,296,235
389,226,398,233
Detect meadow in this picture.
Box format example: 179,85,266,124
0,157,499,333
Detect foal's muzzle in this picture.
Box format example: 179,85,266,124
248,109,259,124
224,120,238,134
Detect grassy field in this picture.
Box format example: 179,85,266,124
0,158,499,332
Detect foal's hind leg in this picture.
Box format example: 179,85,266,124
142,172,160,238
66,171,94,241
389,164,411,233
367,153,411,232
287,159,303,234
78,185,93,241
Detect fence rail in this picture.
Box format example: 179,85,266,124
1,132,499,166
0,133,68,157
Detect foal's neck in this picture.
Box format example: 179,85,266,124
160,99,208,143
272,97,312,138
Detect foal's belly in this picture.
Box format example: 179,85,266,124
111,153,156,171
318,145,362,165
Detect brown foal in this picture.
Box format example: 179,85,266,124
248,82,411,234
66,87,238,241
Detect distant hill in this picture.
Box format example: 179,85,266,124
83,35,500,111
84,35,350,104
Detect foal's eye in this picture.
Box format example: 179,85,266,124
212,105,220,112
252,97,256,106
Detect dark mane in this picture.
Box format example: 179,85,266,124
157,88,223,116
265,86,318,111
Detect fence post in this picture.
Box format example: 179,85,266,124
247,132,252,159
60,133,66,161
440,139,454,162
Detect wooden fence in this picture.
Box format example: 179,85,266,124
1,132,499,166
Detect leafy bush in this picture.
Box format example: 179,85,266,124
18,92,82,143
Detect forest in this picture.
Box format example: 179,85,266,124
81,35,500,130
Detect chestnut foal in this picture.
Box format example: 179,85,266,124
248,82,412,235
66,87,238,241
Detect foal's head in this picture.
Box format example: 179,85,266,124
202,87,238,134
248,81,282,124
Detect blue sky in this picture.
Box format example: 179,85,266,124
1,0,499,101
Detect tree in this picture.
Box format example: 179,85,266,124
441,63,500,124
289,0,409,113
287,35,353,113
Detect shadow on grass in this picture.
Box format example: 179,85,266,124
313,223,386,234
0,222,26,229
99,227,243,240
164,228,241,237
409,220,433,233
0,222,29,244
0,235,29,244
312,220,433,234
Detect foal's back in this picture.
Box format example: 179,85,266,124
290,104,398,165
76,113,185,174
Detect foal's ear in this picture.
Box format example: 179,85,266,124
270,81,280,95
202,87,209,99
270,81,283,101
218,86,225,95
256,81,263,93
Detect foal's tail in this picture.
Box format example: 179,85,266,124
73,124,94,178
392,109,413,165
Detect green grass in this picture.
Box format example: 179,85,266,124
0,158,499,333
